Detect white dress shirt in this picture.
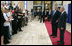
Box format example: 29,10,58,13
3,12,12,35
49,10,51,15
54,10,56,15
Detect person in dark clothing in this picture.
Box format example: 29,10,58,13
39,10,43,23
24,10,28,26
17,8,23,31
1,10,5,45
17,14,23,31
31,9,34,21
46,10,49,21
57,6,67,45
43,10,48,22
37,10,40,21
46,10,49,17
9,3,13,10
1,8,10,44
34,10,37,18
12,8,18,35
51,6,61,38
1,10,5,36
12,13,18,35
42,10,45,23
4,26,10,44
48,9,52,21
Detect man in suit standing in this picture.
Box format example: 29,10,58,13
37,9,40,21
51,5,61,38
39,10,43,23
42,10,45,23
12,8,19,35
46,9,49,21
1,10,5,45
48,9,52,21
34,10,37,18
57,6,67,45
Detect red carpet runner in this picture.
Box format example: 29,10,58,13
45,21,71,45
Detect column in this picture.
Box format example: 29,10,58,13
24,1,27,10
27,1,33,12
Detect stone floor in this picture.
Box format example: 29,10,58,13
66,23,71,33
6,17,52,45
6,16,71,45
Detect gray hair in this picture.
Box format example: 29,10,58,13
61,6,65,10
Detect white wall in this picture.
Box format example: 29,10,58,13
63,1,71,5
27,1,33,12
12,1,19,6
63,1,71,14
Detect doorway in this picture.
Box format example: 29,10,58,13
33,6,42,11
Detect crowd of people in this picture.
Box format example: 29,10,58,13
1,3,29,45
1,3,67,45
30,8,52,23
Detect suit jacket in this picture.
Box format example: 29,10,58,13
38,11,42,16
48,11,52,17
1,11,5,35
58,11,67,29
46,11,49,16
12,13,18,21
1,11,5,26
34,11,37,16
9,5,13,10
42,11,45,16
51,10,61,24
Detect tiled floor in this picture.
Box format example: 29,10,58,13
6,17,52,45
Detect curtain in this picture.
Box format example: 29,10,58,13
68,4,71,24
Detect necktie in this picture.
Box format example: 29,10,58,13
61,13,63,16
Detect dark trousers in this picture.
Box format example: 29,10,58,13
48,15,51,21
43,15,48,22
18,18,22,31
43,16,45,22
21,16,25,27
25,17,28,25
12,20,18,34
59,28,65,43
52,23,58,36
40,16,43,23
4,26,9,44
1,26,4,36
38,15,40,21
34,15,37,18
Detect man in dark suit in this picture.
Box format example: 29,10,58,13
46,9,49,17
17,8,23,31
39,10,43,23
1,10,5,45
34,10,37,18
48,9,52,21
37,10,40,21
12,8,18,35
9,3,13,10
57,6,67,45
42,10,45,23
51,6,61,38
1,10,5,36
